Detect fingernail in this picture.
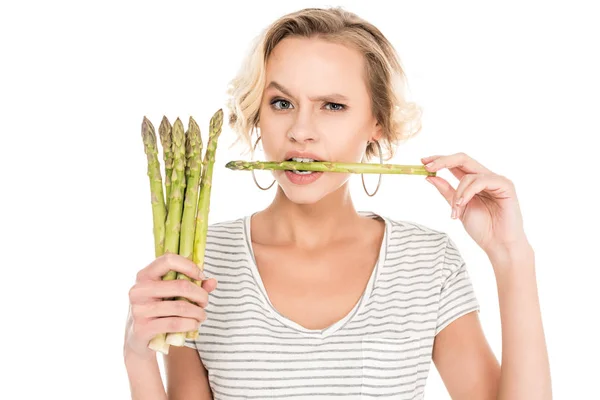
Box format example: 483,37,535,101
198,270,206,280
451,208,457,219
426,177,434,185
456,197,463,206
425,162,435,170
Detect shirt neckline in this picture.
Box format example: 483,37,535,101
241,210,390,339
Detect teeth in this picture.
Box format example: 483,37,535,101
291,157,315,162
292,170,313,175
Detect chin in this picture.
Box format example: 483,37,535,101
275,171,349,205
280,188,329,204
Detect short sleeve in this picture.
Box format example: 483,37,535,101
184,335,199,350
435,235,480,335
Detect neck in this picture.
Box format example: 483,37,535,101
258,182,363,250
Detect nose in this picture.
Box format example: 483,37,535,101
287,111,318,143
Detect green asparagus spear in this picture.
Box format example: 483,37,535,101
193,109,224,272
225,160,436,177
164,117,204,347
178,116,203,260
188,108,223,340
141,117,167,258
159,116,173,210
162,118,187,259
141,117,170,355
148,117,186,354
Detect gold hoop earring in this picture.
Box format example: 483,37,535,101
252,135,276,191
362,140,383,197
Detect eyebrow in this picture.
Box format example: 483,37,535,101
266,81,349,103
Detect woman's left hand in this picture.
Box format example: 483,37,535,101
421,152,529,257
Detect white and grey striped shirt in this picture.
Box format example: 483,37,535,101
184,211,480,399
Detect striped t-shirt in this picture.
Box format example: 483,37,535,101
184,211,480,399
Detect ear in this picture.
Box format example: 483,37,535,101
370,121,383,142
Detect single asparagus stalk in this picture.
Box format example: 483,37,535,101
140,117,169,355
165,117,204,346
178,116,203,261
148,117,187,354
188,109,223,339
141,117,167,258
167,109,224,346
225,160,437,177
159,116,173,210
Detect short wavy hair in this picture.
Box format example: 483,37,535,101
227,7,423,161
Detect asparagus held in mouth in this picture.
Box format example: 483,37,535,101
224,160,437,177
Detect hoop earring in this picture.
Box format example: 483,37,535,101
362,140,383,197
252,135,276,190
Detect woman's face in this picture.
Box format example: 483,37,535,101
258,36,381,204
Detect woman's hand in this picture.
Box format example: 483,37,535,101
422,152,530,258
124,253,218,360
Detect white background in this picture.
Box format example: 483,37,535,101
1,0,599,398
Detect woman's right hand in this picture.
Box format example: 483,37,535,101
124,253,218,360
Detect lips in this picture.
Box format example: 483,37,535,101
283,151,325,162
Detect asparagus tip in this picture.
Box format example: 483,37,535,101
142,116,155,134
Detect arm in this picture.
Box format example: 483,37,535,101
124,351,168,400
490,243,552,399
124,254,218,399
124,346,213,400
165,346,213,399
432,311,500,399
422,152,552,398
433,242,552,399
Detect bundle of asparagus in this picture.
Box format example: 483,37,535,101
141,109,223,355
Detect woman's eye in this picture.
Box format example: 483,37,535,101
271,99,293,110
325,102,345,111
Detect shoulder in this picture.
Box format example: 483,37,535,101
387,216,446,237
378,214,460,277
202,217,248,248
207,216,246,232
202,216,250,275
379,212,449,244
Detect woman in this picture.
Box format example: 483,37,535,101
124,7,552,399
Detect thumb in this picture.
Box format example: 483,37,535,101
201,278,218,293
426,176,455,207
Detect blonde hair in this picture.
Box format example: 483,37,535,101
227,7,423,161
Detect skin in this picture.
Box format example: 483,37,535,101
124,36,552,400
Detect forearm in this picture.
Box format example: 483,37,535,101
124,351,168,400
489,242,552,399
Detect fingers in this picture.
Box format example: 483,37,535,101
201,278,218,293
426,175,456,207
422,152,490,176
138,317,202,342
137,253,204,282
428,172,506,219
453,174,506,219
130,279,210,306
132,300,207,323
451,173,479,219
421,155,441,164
